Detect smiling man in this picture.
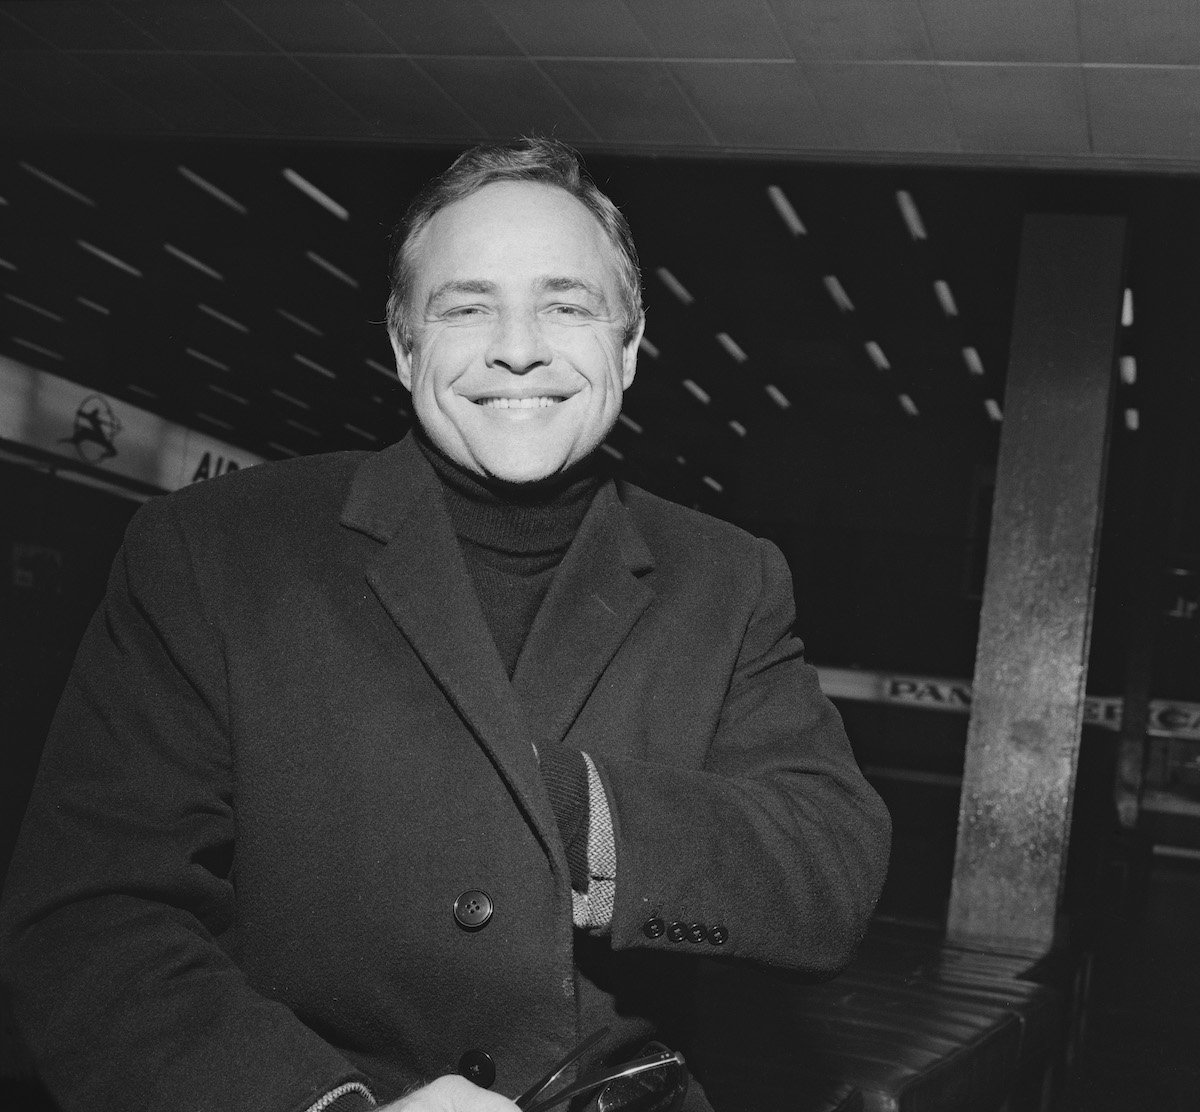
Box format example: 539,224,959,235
1,139,890,1112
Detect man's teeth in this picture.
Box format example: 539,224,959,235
476,396,562,409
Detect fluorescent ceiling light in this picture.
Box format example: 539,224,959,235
1122,288,1134,327
185,347,229,371
865,341,890,371
270,388,311,410
1124,408,1139,431
1120,355,1137,385
898,393,919,417
207,384,249,405
164,243,223,281
765,384,791,409
21,161,96,206
278,308,324,336
702,475,723,493
283,168,349,221
5,293,63,322
985,398,1003,422
306,250,360,289
729,420,747,437
716,332,748,363
896,190,927,240
293,353,336,379
766,185,806,236
13,337,63,360
78,239,142,277
682,378,710,404
639,336,660,359
822,275,854,313
178,166,247,214
601,443,624,461
199,303,248,333
962,347,984,376
656,267,694,306
618,413,643,434
933,280,958,317
76,296,109,315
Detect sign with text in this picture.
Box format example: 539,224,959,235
817,666,1200,742
0,354,263,493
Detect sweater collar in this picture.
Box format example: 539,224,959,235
414,427,604,556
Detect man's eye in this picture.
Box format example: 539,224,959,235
548,304,589,317
444,305,485,318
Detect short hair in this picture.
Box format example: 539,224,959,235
386,137,643,352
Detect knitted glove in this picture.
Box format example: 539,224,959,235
537,744,591,893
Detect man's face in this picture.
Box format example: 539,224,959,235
391,180,642,483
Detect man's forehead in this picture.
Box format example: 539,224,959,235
413,181,613,263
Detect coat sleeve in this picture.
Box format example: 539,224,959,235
596,538,891,975
0,496,374,1112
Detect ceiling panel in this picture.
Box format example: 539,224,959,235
185,53,370,137
540,60,713,147
0,77,69,131
0,51,168,133
351,0,521,56
112,0,275,53
943,65,1090,157
485,0,654,58
1,0,159,50
626,0,790,60
0,8,57,49
231,0,396,53
919,0,1080,63
768,0,931,63
1085,67,1200,160
804,63,959,154
415,57,597,143
302,55,480,140
1078,0,1200,64
79,52,273,135
668,62,833,150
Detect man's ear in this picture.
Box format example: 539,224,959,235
388,327,413,392
621,314,645,390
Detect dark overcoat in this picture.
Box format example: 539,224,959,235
0,434,890,1112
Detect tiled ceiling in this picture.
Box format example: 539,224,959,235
0,1,1188,520
2,0,1199,169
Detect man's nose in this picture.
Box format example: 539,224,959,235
484,310,552,374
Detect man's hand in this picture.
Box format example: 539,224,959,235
379,1075,521,1112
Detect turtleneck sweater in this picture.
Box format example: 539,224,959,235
416,431,603,896
416,432,601,678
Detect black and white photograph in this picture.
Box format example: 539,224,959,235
2,4,1199,1111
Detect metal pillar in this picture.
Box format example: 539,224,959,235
947,213,1126,954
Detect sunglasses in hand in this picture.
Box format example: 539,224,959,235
514,1027,688,1112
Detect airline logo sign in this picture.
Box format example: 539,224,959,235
884,676,972,711
0,355,262,492
875,672,1200,742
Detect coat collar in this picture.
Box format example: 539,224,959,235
340,434,655,853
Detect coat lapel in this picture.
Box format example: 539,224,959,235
339,437,561,857
512,480,656,748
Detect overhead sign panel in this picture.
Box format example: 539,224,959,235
0,354,263,493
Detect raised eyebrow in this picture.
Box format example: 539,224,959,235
424,279,498,312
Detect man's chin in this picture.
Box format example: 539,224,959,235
470,441,582,485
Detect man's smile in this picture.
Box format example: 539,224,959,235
472,394,567,409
